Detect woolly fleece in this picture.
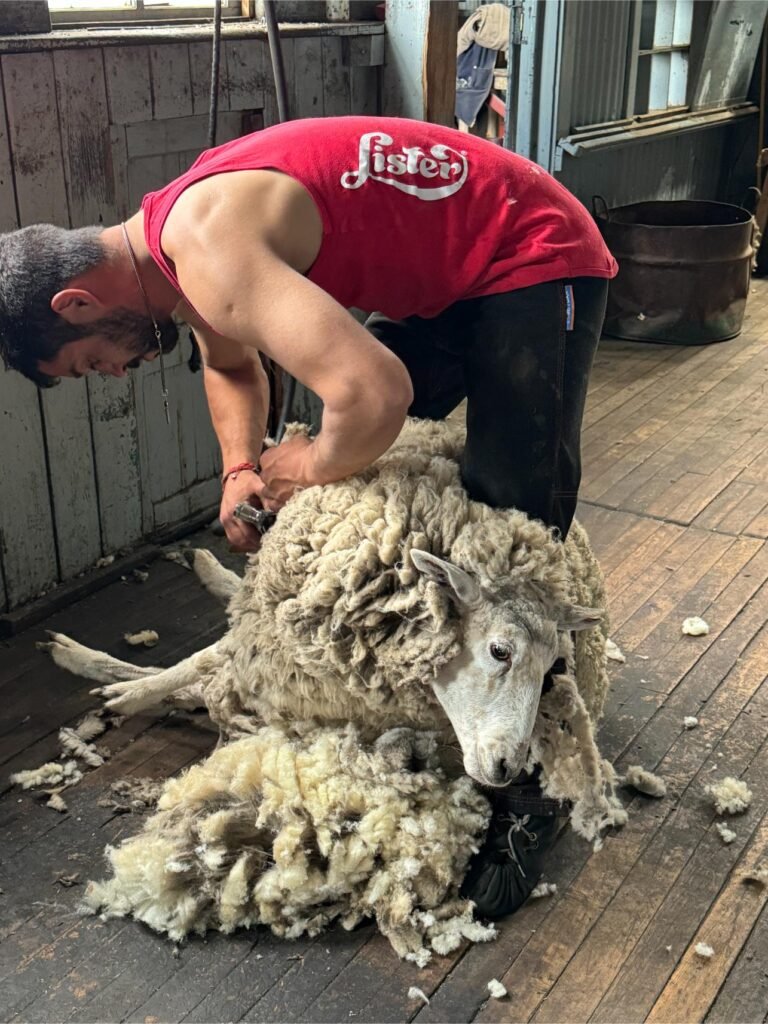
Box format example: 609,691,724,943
624,765,667,799
84,724,495,965
706,777,752,815
80,420,622,960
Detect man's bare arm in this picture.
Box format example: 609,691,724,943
198,334,269,469
165,178,413,505
193,329,270,549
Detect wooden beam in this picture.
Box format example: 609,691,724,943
422,1,457,126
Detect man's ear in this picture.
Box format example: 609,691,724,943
51,288,106,325
410,549,482,608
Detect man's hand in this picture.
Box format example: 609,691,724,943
258,434,314,511
220,469,265,552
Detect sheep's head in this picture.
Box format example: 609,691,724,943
410,550,602,788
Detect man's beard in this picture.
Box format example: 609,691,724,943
86,307,180,366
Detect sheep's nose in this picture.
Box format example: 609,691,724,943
479,743,527,786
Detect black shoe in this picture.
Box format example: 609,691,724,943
460,770,568,920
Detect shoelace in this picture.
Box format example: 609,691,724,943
502,813,539,878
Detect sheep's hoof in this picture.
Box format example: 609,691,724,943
93,679,137,700
39,632,90,676
37,630,75,652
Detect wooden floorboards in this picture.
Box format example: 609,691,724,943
1,282,768,1022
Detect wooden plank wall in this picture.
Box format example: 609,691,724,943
0,28,382,612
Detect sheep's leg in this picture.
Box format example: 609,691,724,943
169,681,207,711
93,642,222,716
187,549,241,606
38,632,159,684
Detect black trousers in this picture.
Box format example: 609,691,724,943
366,277,608,538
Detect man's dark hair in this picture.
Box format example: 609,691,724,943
0,224,107,387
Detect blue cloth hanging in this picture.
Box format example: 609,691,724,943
455,42,498,128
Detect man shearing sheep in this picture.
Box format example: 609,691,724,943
0,116,617,918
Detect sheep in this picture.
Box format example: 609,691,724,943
41,418,626,962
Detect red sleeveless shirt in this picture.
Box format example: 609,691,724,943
142,116,617,322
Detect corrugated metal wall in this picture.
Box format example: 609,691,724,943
558,118,755,209
555,0,759,208
559,0,632,131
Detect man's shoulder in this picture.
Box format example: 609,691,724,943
163,169,322,275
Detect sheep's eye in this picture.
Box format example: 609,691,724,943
490,642,511,662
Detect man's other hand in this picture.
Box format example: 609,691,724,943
258,434,314,511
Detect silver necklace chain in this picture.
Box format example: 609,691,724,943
121,222,170,425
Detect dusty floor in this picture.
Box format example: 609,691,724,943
1,282,768,1023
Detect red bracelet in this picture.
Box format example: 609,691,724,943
221,461,258,487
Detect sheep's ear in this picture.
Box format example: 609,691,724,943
410,550,481,608
558,604,603,631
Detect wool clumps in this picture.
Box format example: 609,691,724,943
624,765,667,798
124,629,159,648
83,724,495,968
706,777,752,815
715,822,737,844
408,987,430,1005
683,716,699,730
10,759,82,791
605,639,626,663
529,882,557,899
487,979,508,999
694,942,715,959
682,617,709,636
739,864,768,887
58,727,107,768
9,709,114,808
97,778,164,813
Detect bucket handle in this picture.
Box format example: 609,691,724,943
592,195,610,220
742,186,761,216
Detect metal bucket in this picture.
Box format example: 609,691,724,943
594,199,754,345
